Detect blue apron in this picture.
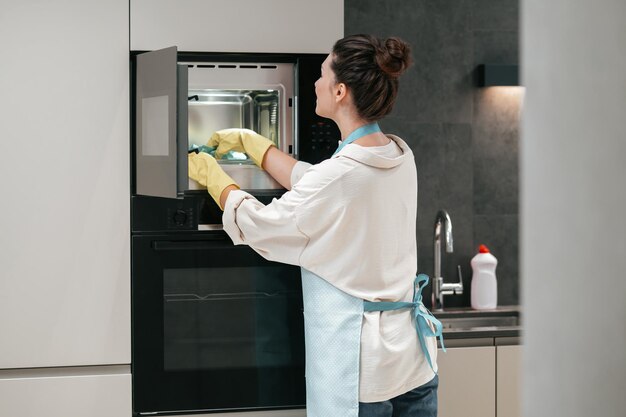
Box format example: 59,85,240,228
301,270,445,417
301,124,445,416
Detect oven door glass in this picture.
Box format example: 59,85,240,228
132,233,305,414
135,46,188,199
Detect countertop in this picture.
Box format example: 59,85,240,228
434,305,522,342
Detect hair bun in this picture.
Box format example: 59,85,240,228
376,37,412,78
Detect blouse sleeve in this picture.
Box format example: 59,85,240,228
222,189,310,266
222,159,345,266
290,161,312,187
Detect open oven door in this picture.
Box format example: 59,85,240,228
135,46,188,199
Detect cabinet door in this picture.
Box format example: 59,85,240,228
130,0,343,53
497,345,522,417
0,0,130,368
0,373,131,417
437,347,496,417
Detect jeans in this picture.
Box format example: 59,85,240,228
359,375,439,417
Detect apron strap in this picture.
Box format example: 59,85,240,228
333,123,382,156
363,274,446,372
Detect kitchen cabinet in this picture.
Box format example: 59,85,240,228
437,337,522,417
497,345,522,417
130,0,343,53
0,0,129,368
0,371,131,417
437,346,496,417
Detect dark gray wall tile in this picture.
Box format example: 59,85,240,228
471,0,519,31
473,31,519,64
473,88,521,215
346,0,474,123
394,62,474,123
344,0,399,37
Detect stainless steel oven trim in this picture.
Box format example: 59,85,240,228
197,224,224,231
293,94,299,160
140,409,306,417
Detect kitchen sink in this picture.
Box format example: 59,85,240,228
438,315,519,329
435,309,521,330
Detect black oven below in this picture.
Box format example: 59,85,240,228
132,232,305,415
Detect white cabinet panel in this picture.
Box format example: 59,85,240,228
0,0,130,368
0,372,131,417
437,346,496,417
131,0,343,53
497,345,522,417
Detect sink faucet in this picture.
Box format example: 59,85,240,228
432,210,463,310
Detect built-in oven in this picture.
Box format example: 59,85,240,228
130,48,340,415
132,232,305,415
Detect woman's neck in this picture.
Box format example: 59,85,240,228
335,114,369,139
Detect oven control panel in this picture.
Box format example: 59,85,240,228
132,196,199,232
132,190,286,233
301,121,340,164
167,208,194,229
310,121,337,152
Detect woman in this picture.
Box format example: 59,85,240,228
189,34,444,417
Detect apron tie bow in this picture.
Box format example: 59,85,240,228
363,274,445,372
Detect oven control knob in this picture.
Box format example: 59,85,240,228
173,210,188,226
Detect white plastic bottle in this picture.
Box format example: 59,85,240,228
470,244,498,310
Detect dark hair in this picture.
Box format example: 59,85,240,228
331,34,412,121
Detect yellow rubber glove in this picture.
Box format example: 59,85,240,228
206,128,275,168
188,152,239,209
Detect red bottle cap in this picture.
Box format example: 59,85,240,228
479,244,490,253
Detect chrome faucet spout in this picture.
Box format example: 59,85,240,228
432,210,463,310
433,210,453,280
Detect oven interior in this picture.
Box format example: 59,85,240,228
188,89,281,160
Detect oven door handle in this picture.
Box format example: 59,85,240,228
152,238,230,251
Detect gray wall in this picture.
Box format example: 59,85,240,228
345,0,521,307
522,1,626,416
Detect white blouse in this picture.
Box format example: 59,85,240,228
223,135,437,402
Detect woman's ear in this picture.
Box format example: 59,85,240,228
334,82,348,103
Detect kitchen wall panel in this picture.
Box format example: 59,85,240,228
0,371,131,417
0,0,130,368
131,0,343,53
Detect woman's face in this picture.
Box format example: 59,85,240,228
314,54,337,118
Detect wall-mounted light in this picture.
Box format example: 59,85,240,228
477,64,520,87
